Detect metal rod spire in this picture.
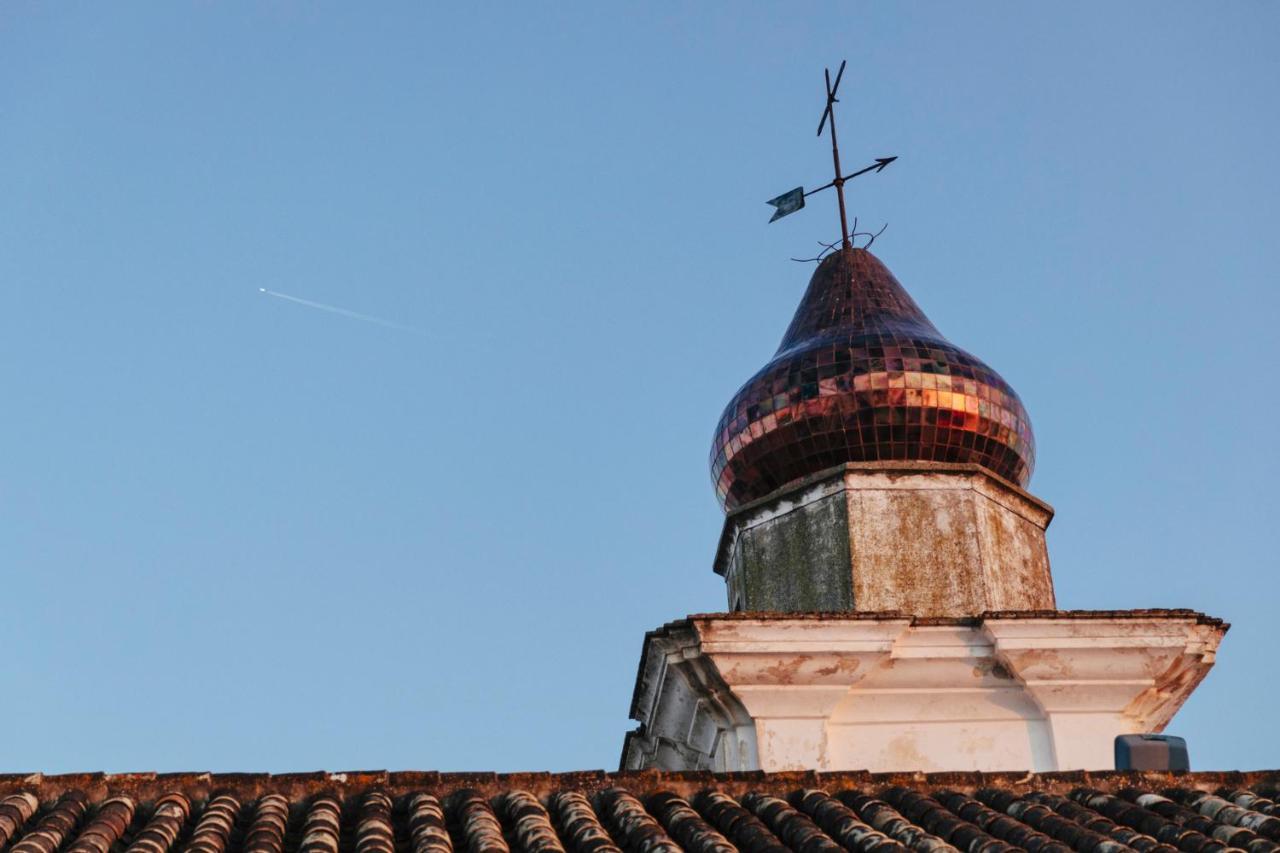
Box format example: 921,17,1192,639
822,64,852,250
763,60,896,247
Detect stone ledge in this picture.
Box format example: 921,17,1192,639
680,609,1228,628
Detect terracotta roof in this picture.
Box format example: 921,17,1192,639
2,771,1278,853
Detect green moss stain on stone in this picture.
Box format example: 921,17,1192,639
739,494,853,611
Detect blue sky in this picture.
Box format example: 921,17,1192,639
1,3,1276,773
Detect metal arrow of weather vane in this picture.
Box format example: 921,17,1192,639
766,60,897,252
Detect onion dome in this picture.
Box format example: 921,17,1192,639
710,248,1034,511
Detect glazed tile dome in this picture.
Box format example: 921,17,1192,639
710,248,1034,511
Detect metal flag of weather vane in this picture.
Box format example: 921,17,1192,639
765,60,896,259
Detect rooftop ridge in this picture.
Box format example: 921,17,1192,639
1,768,1277,800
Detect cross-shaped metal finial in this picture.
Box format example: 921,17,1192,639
766,60,897,251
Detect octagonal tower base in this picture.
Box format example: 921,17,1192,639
715,462,1056,616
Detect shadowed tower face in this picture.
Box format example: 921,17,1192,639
709,248,1035,511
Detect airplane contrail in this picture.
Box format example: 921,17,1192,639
258,288,421,334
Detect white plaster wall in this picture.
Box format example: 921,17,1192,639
624,613,1226,773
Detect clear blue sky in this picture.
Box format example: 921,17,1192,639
2,3,1276,773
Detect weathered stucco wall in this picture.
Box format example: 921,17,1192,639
716,462,1056,616
623,611,1227,773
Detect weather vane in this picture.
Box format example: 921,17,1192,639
765,60,897,252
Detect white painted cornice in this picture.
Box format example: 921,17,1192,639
623,612,1227,773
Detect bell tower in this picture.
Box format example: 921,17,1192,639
620,64,1226,774
621,245,1226,774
